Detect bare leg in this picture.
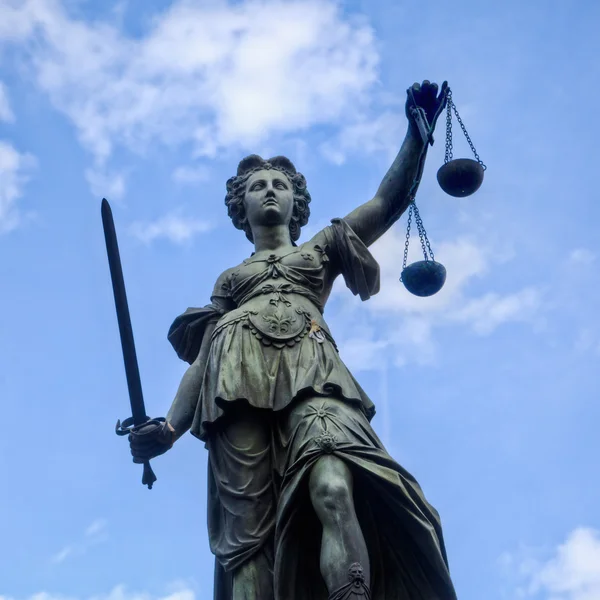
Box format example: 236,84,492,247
309,455,370,593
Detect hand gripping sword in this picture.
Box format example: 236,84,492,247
101,198,163,489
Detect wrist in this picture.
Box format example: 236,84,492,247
406,121,426,144
165,421,180,444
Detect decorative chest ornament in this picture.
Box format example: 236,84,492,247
247,305,311,348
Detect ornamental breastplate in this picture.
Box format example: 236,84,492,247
214,293,334,350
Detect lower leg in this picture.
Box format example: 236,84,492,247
309,455,370,594
209,408,275,600
231,548,274,600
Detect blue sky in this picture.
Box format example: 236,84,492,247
1,0,599,599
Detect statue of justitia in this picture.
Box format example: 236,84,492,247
128,80,458,600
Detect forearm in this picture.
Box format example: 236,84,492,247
376,126,427,225
166,321,216,441
344,126,427,247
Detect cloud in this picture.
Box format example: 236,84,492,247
0,140,36,233
49,519,108,566
337,335,390,373
85,519,107,538
85,168,126,201
320,110,406,165
529,528,600,600
365,232,490,315
574,328,600,356
0,81,15,122
130,213,213,244
172,165,211,185
0,585,195,600
504,528,600,600
50,546,73,565
0,0,379,168
329,228,544,367
568,248,596,266
450,287,542,335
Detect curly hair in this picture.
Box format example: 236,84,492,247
225,154,311,243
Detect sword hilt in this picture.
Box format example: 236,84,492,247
116,416,165,490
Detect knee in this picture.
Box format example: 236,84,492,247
314,478,352,514
310,458,354,519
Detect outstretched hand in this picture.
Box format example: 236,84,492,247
405,80,448,138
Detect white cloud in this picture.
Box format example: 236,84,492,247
0,140,36,233
330,228,544,367
0,81,15,122
172,165,210,185
320,110,405,165
505,528,600,600
0,585,196,600
85,518,107,537
338,335,389,373
0,0,379,169
569,248,596,266
49,519,108,565
130,213,213,244
573,328,600,356
85,168,126,201
450,287,542,335
366,232,489,316
50,546,73,565
530,528,600,600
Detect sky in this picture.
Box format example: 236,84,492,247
1,0,600,599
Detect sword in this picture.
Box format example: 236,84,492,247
101,198,159,489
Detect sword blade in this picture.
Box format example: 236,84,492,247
101,198,147,426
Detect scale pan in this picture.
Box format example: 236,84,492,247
437,158,484,197
401,260,446,297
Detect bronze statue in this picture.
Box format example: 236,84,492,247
128,80,458,600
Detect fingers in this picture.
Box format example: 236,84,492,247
128,422,173,463
130,442,168,462
131,445,168,464
409,80,441,101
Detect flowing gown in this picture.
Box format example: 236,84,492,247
168,218,458,600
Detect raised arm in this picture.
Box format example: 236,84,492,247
344,81,448,247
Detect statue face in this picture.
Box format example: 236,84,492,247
244,169,294,234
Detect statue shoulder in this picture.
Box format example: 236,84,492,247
212,266,236,296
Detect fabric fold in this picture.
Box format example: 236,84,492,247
168,304,225,365
328,218,380,301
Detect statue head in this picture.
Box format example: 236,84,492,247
225,155,311,243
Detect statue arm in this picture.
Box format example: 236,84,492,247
343,81,448,247
165,268,236,441
343,126,427,248
166,319,216,442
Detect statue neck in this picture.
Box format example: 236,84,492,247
251,224,294,253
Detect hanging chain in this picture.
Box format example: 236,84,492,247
452,101,486,170
402,203,413,270
443,88,486,170
413,203,435,262
402,199,435,276
444,89,453,164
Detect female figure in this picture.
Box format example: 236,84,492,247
130,81,458,600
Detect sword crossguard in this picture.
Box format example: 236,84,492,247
115,415,165,435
